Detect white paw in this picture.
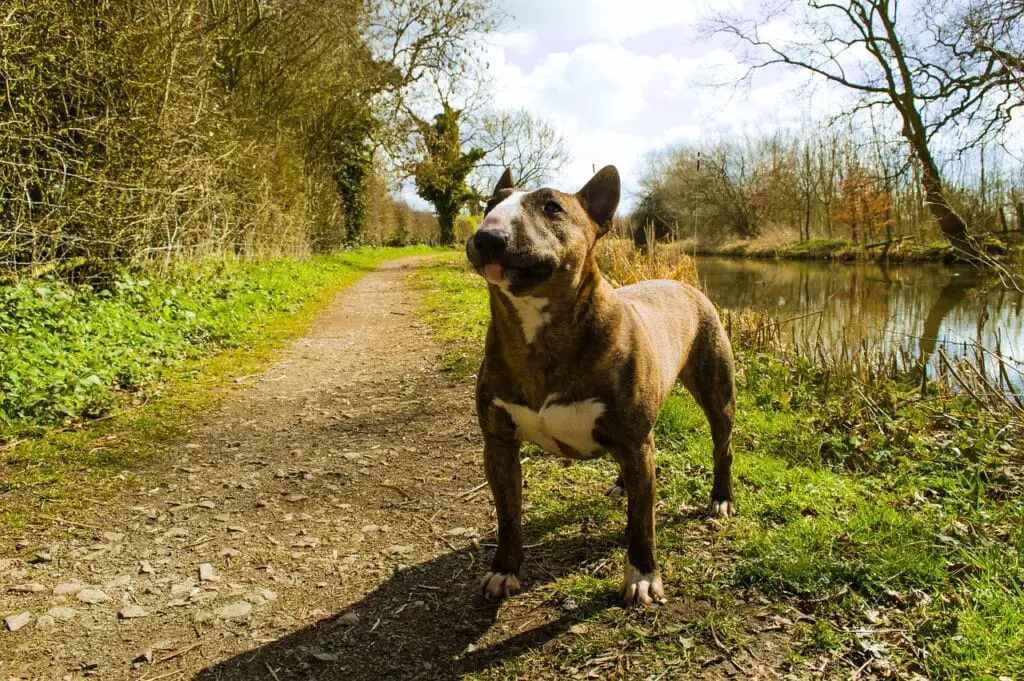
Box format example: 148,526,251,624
480,572,520,599
604,483,626,498
621,564,665,606
709,499,735,518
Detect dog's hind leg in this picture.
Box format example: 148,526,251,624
680,330,736,518
605,473,626,498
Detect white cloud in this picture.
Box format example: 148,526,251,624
404,2,855,211
502,0,700,45
475,13,842,205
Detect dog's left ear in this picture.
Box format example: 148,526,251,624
493,168,514,197
576,165,620,235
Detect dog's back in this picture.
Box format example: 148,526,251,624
616,279,728,400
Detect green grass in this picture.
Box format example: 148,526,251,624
693,236,1018,264
0,246,439,531
410,253,1024,680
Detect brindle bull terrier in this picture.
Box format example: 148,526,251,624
465,165,736,606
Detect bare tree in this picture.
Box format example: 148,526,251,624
709,0,992,259
471,109,570,189
936,0,1024,129
363,0,503,155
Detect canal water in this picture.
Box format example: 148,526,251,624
694,257,1024,389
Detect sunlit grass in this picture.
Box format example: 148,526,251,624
410,252,1024,679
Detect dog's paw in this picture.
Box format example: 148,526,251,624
604,482,626,498
480,571,520,600
709,499,735,518
621,564,666,606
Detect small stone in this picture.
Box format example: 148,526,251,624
32,551,53,563
6,612,31,631
227,525,247,534
5,610,30,630
262,589,277,601
198,500,217,509
10,583,46,593
102,532,124,543
163,527,188,538
77,589,109,604
284,493,308,503
139,561,155,575
53,583,86,596
311,651,339,662
118,605,149,619
385,545,413,555
170,580,198,598
45,607,77,621
35,615,55,630
104,575,131,589
215,601,252,620
199,563,218,582
219,547,241,558
336,612,359,626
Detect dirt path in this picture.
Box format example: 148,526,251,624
1,257,518,679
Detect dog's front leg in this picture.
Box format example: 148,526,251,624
615,432,665,606
480,435,524,599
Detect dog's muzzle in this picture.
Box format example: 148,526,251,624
466,228,556,289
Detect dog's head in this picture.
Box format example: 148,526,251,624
465,166,620,295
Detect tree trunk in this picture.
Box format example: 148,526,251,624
901,114,979,258
438,207,458,245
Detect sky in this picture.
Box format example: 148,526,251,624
473,0,840,206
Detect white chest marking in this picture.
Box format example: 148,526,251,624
503,293,551,343
493,396,605,455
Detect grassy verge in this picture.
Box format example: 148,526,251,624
681,236,1022,264
0,246,439,532
410,253,1023,680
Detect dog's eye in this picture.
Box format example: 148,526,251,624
543,201,564,218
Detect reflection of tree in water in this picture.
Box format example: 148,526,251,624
916,278,974,378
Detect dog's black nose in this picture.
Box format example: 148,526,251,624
471,229,509,262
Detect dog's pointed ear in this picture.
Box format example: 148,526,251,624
492,168,514,197
576,165,620,235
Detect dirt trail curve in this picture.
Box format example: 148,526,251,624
1,257,529,680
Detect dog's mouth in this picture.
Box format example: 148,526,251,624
475,257,555,289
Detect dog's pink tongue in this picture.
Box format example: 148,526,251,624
483,263,503,282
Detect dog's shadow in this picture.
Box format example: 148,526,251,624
195,531,619,680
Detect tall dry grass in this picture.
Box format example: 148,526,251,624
595,238,698,287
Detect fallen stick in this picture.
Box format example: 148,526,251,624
456,457,530,498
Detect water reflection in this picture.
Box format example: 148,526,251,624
695,257,1024,389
